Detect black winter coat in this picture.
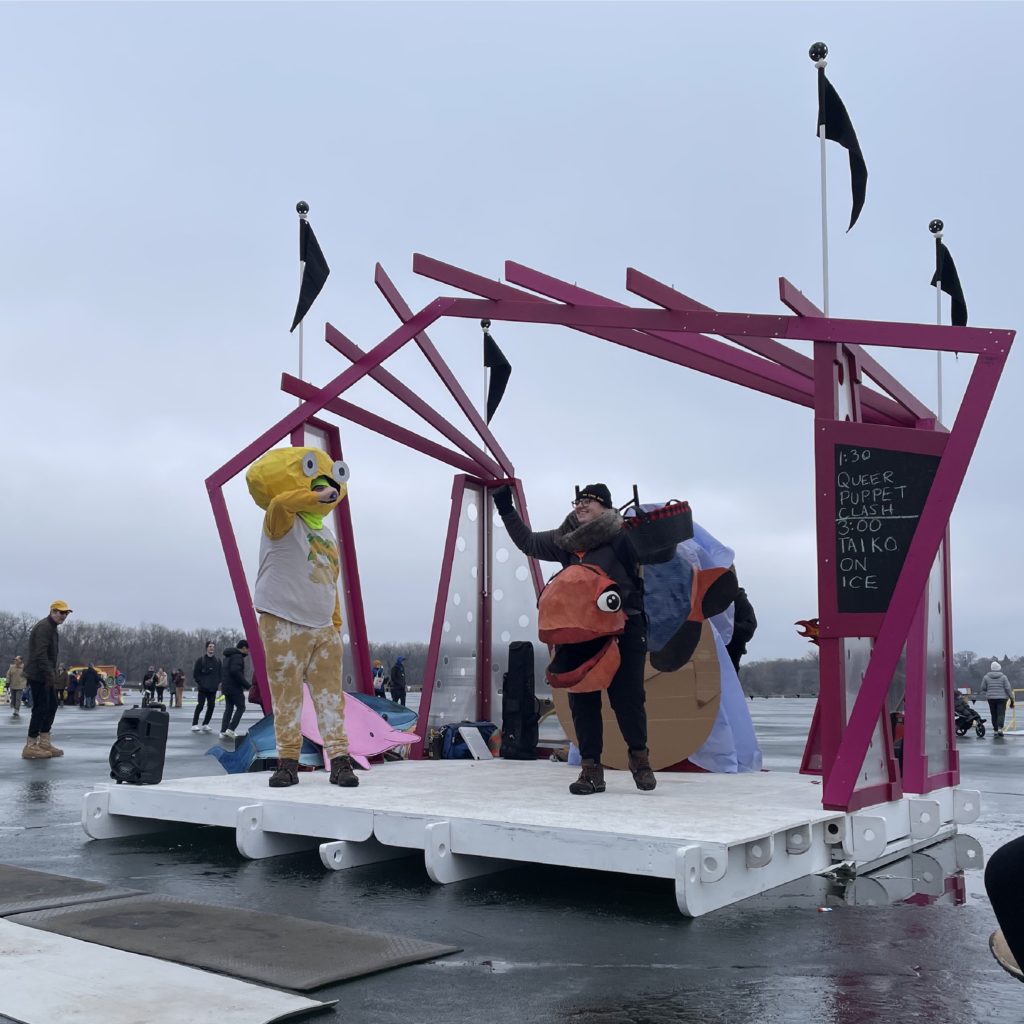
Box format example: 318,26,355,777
80,667,101,699
221,648,249,694
193,654,222,693
25,616,59,687
501,507,646,616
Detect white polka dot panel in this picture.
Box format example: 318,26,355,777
496,547,509,563
452,593,461,607
493,589,504,602
515,566,529,581
518,615,529,628
456,536,466,552
467,503,478,522
501,631,511,643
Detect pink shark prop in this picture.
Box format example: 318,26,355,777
300,686,419,770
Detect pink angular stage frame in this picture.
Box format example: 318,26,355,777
210,254,1011,811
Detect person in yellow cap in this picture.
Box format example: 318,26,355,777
372,659,387,698
23,601,73,759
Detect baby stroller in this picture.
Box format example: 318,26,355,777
955,693,986,738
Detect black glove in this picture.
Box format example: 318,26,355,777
492,486,515,515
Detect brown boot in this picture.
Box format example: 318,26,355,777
329,755,359,787
569,759,605,795
38,733,64,757
21,738,52,760
627,747,657,791
268,759,299,788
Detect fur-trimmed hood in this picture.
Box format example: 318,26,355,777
554,509,623,554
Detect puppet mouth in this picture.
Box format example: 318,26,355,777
547,636,618,688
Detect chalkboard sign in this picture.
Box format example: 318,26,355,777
834,444,941,614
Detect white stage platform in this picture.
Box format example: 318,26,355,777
82,761,980,917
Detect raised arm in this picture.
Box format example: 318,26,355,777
493,487,565,563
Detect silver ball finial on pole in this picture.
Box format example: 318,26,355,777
296,201,309,216
480,319,491,331
929,218,944,238
809,41,828,66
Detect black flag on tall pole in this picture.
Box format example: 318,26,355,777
931,236,968,327
290,217,331,332
815,59,868,231
483,320,511,423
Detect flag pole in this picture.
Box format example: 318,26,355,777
481,319,490,422
929,218,944,424
295,201,309,398
810,42,830,317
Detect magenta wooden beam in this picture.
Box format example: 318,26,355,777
207,485,269,711
374,264,515,479
625,268,914,428
437,298,1011,355
280,375,491,478
316,419,373,698
504,260,827,408
324,323,504,480
414,255,817,409
411,474,469,759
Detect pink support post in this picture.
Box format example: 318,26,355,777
410,474,469,759
317,419,374,698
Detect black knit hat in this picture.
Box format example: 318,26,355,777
237,638,249,650
577,483,612,509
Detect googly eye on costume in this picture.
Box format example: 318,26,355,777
596,590,622,613
301,452,319,477
330,460,350,485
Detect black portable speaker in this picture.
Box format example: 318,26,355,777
109,707,169,785
500,640,539,760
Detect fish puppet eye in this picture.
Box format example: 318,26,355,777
330,460,350,485
301,452,319,478
596,589,622,613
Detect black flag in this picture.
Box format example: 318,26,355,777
484,329,511,423
931,241,968,327
290,219,330,332
817,70,868,231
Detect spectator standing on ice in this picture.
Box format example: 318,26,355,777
191,641,221,733
389,656,407,706
6,656,26,718
22,600,73,760
220,640,249,739
980,661,1014,738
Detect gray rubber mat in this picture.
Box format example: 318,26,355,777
10,894,461,990
0,864,140,917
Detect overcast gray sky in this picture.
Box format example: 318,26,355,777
2,2,1021,661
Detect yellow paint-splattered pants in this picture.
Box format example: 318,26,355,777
257,613,350,761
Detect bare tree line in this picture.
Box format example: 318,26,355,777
0,611,430,688
2,609,1016,698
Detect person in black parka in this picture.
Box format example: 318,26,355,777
191,641,222,733
219,640,249,738
389,657,407,706
494,482,657,797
